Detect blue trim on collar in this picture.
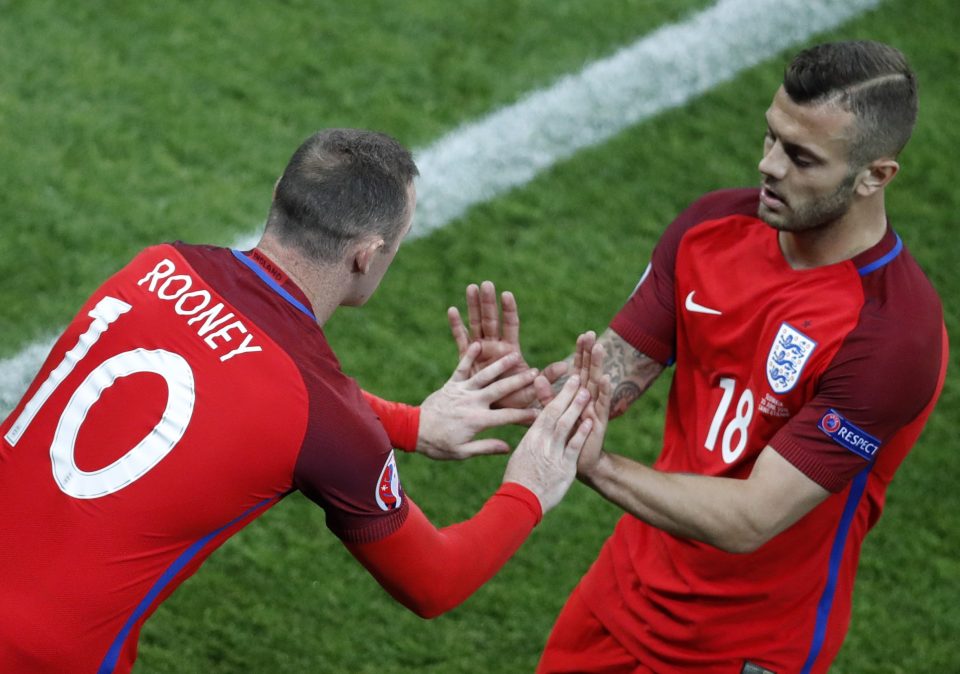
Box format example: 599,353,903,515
857,233,902,276
231,249,316,321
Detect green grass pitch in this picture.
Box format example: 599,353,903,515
0,1,957,672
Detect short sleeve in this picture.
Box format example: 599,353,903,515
610,188,759,363
772,302,947,493
294,375,409,543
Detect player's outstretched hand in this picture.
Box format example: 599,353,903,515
502,376,594,515
533,330,600,409
576,343,612,482
448,281,567,409
417,342,541,460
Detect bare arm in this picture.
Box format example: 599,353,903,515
568,344,827,553
579,444,829,553
346,369,603,619
551,328,665,419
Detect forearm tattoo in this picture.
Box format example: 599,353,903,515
611,381,643,418
554,331,664,418
603,336,661,418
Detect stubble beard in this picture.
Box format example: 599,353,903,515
759,171,858,233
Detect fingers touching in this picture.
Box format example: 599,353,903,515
451,342,482,382
467,351,526,389
500,290,520,345
448,306,471,357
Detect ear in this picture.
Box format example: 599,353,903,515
855,158,899,197
352,236,385,274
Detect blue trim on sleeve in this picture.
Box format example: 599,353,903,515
857,233,902,276
97,497,276,674
799,467,871,674
230,249,316,321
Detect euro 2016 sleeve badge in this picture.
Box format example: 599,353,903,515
766,322,817,394
375,450,403,511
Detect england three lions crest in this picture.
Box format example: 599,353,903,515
766,323,817,394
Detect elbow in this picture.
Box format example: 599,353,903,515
408,604,444,620
401,599,455,620
392,589,461,620
709,522,774,555
715,536,765,555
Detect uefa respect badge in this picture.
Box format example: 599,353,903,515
818,409,881,461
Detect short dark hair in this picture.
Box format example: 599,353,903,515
266,129,419,262
784,41,918,166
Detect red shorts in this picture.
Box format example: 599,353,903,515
537,584,652,674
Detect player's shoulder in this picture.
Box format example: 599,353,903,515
118,241,228,280
828,235,946,409
855,231,944,329
167,241,230,267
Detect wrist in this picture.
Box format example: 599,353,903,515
579,450,612,488
361,390,420,452
496,481,543,526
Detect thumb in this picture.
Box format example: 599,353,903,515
564,418,593,463
541,360,569,383
533,374,555,408
450,342,482,382
457,439,512,457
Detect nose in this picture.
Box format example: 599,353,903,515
758,142,787,181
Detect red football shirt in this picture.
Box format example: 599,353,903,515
581,189,947,673
0,243,408,673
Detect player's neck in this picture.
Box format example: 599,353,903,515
255,238,347,326
778,197,888,270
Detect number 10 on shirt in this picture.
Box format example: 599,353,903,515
4,296,196,499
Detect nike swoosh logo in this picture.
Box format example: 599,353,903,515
684,291,722,315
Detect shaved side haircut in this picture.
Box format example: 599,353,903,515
784,41,918,166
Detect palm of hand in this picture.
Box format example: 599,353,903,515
448,282,543,408
470,339,526,376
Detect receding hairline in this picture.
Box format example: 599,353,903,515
264,129,419,262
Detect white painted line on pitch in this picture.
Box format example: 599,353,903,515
1,0,881,415
411,0,881,238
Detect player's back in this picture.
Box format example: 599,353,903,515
0,243,329,673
